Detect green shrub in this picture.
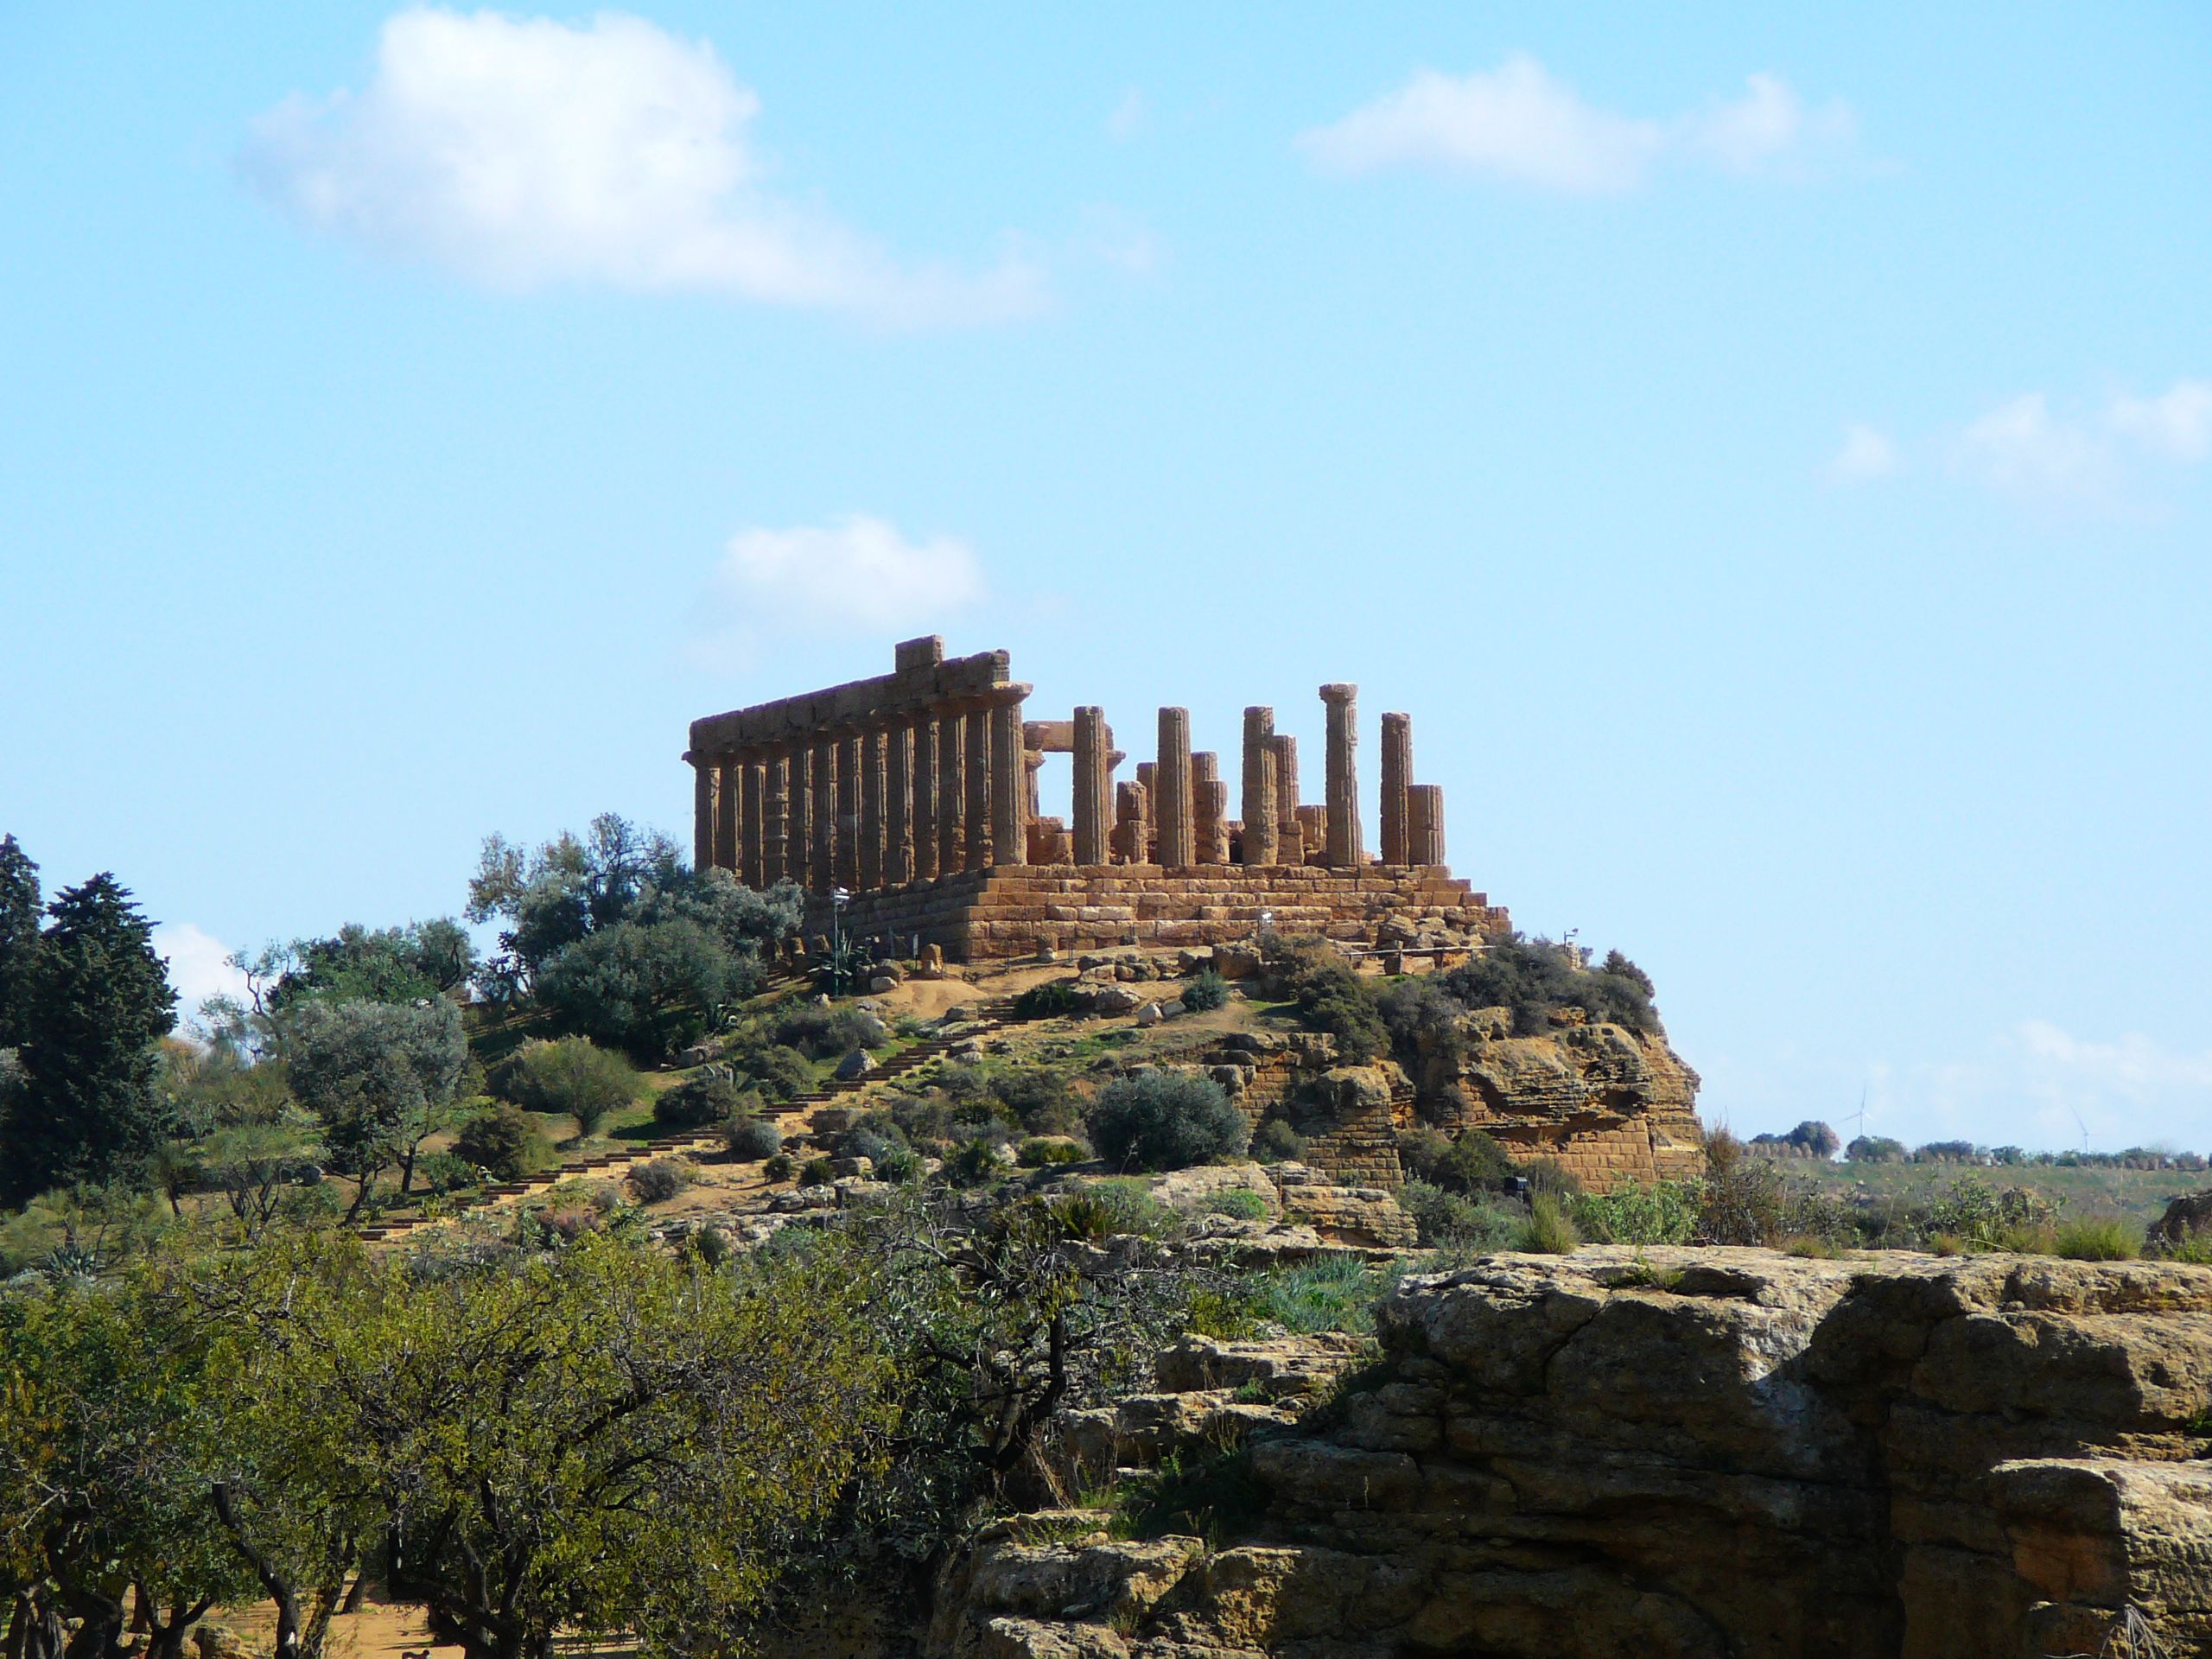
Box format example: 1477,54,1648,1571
874,1146,921,1183
1244,1257,1399,1335
993,1067,1084,1136
943,1138,1007,1186
1018,1136,1089,1166
1250,1119,1306,1164
656,1071,743,1130
1398,1180,1522,1249
1199,1188,1268,1221
1266,939,1388,1063
722,1115,784,1160
2164,1234,2212,1264
732,1042,813,1102
1440,934,1658,1037
1087,1071,1249,1172
499,1036,642,1135
763,1151,795,1183
798,1155,835,1187
1179,970,1230,1013
1400,1128,1515,1195
774,1003,888,1060
1078,1177,1180,1239
1783,1234,1845,1259
413,1150,481,1195
1013,979,1081,1020
451,1104,550,1182
1516,1192,1580,1254
1573,1180,1699,1246
2054,1217,2138,1261
628,1156,695,1204
1921,1174,2059,1249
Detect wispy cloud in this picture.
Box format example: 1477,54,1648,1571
696,515,985,663
1106,88,1146,143
1298,54,1856,191
1827,423,1901,483
242,7,1043,326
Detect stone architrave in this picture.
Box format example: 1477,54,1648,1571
692,756,719,873
786,747,812,891
835,733,862,890
1072,706,1111,866
1408,783,1446,865
1241,708,1278,868
937,710,965,874
1320,683,1361,868
1196,780,1230,865
858,728,887,890
989,689,1029,867
912,717,940,881
715,754,741,873
741,760,766,888
1381,711,1413,867
762,753,789,885
810,738,836,894
887,722,913,887
964,705,991,873
1155,708,1194,868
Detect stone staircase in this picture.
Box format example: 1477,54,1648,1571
354,1000,1013,1246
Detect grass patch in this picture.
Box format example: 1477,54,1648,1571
1114,1447,1267,1545
1191,1255,1401,1338
2054,1217,2139,1261
1516,1192,1580,1254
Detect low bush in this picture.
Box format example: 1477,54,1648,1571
1266,939,1388,1063
1179,970,1230,1013
655,1071,744,1130
1087,1071,1249,1173
722,1115,784,1161
1247,1257,1400,1335
1250,1119,1306,1164
1018,1136,1089,1166
1079,1177,1181,1240
1516,1192,1580,1254
993,1067,1084,1137
1013,979,1081,1020
731,1042,813,1103
1198,1188,1269,1222
1399,1180,1522,1249
451,1105,550,1181
763,1151,795,1183
874,1146,921,1183
798,1155,836,1187
1440,934,1658,1037
499,1035,643,1135
412,1150,481,1195
2054,1217,2138,1261
1572,1180,1699,1246
775,1003,888,1060
1919,1174,2059,1249
943,1138,1007,1187
628,1157,696,1204
1400,1128,1516,1195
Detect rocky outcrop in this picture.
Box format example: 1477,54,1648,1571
935,1249,2212,1659
1415,1012,1705,1185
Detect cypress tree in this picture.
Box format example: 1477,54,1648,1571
0,835,40,1050
3,874,177,1199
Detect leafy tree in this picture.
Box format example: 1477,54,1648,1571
467,814,686,985
200,1123,312,1241
1086,1072,1248,1172
286,999,467,1215
536,918,752,1061
3,876,178,1203
269,922,477,1012
1785,1120,1840,1158
450,1104,548,1181
0,834,41,1049
1266,939,1389,1063
497,1036,640,1136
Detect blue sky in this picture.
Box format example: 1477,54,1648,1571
3,3,2209,1152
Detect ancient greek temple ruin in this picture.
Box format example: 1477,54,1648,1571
684,638,1504,961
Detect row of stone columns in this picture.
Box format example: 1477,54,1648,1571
690,683,1031,893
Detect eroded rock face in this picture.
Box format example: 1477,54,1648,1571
934,1250,2212,1659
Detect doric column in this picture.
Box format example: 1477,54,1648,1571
715,754,741,873
762,753,789,886
858,728,887,890
835,732,862,890
1270,734,1300,860
912,716,940,880
1408,784,1446,866
989,686,1029,867
786,747,813,891
1072,707,1111,867
887,722,913,887
1380,711,1413,867
741,760,766,888
691,754,719,872
1196,780,1230,865
1320,683,1361,868
937,710,966,874
810,738,836,894
1241,708,1277,868
963,705,990,873
1115,779,1150,865
1155,709,1193,868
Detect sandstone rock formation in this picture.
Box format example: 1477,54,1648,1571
932,1249,2212,1658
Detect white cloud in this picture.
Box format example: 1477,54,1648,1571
1953,392,2122,505
242,8,1042,326
1298,54,1853,191
1827,422,1901,482
703,515,985,652
2108,379,2212,462
155,924,249,1025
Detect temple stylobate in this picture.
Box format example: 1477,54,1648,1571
684,637,1497,962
